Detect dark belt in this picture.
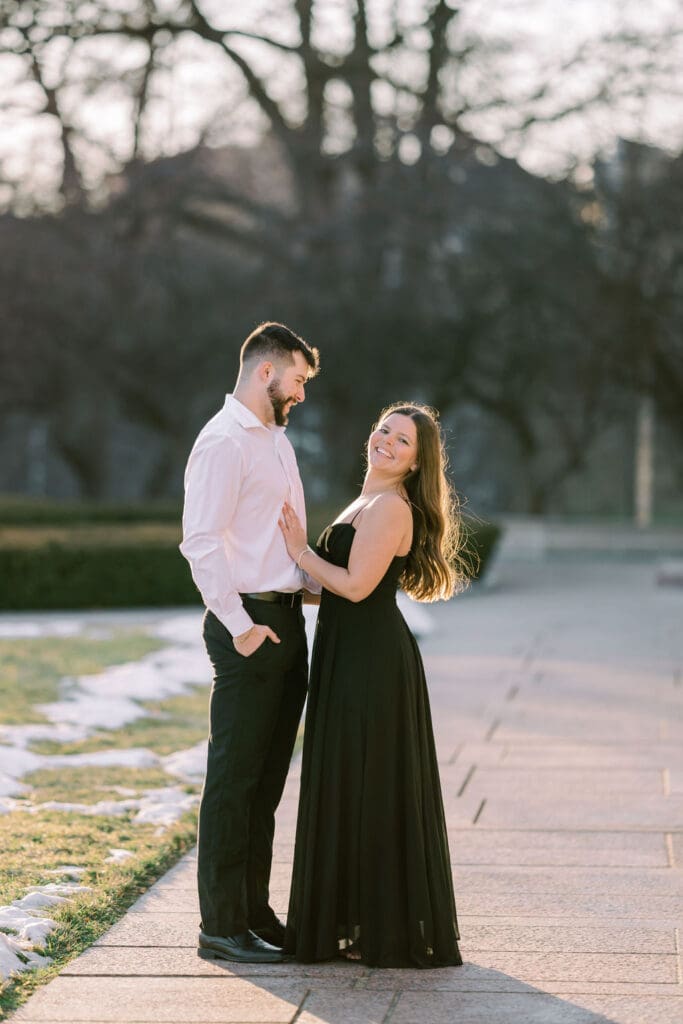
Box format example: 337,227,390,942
241,590,304,608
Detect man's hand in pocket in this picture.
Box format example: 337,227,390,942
233,624,281,658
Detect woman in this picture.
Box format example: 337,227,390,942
278,402,470,968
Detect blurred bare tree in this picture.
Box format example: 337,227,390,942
1,1,682,509
595,141,683,438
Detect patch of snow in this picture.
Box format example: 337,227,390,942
27,883,91,898
162,741,207,782
0,882,92,980
0,932,50,981
36,798,140,818
134,787,200,827
105,848,134,863
0,619,83,639
0,797,25,815
0,905,59,946
36,646,210,732
13,892,69,911
154,645,211,685
0,722,91,748
36,694,148,731
50,748,160,771
0,744,161,784
151,613,205,646
21,787,199,827
0,772,29,797
43,866,86,879
0,745,44,779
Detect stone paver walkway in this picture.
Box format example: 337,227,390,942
11,550,683,1024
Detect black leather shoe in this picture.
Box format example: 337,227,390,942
251,916,286,947
198,929,284,963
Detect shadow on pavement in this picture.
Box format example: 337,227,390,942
188,958,628,1024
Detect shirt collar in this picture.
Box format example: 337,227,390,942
224,394,285,434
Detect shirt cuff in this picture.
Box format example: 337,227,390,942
221,604,255,639
302,570,322,595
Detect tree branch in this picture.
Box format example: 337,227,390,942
19,28,85,207
185,1,294,150
345,0,376,169
223,29,300,54
415,0,457,143
132,41,156,160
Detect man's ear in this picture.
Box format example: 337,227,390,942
259,360,273,382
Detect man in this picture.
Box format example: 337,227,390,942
180,322,320,964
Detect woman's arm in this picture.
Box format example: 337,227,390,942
279,495,411,603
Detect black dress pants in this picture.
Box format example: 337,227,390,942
198,599,308,937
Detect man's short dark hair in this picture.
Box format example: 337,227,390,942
240,322,320,376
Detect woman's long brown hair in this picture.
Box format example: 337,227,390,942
373,403,473,601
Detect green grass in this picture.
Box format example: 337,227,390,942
0,627,206,1014
23,765,187,805
0,548,310,1013
0,633,166,726
0,814,197,1016
0,808,197,907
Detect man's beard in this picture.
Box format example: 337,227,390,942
267,379,295,426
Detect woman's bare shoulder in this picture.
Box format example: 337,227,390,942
365,491,412,525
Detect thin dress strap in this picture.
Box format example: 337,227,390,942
349,505,365,527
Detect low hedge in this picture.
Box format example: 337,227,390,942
0,514,500,612
0,544,196,610
0,496,182,525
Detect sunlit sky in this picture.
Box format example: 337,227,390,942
1,0,682,210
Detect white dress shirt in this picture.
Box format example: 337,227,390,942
180,394,319,638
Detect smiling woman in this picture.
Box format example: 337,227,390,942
278,402,467,968
281,402,473,604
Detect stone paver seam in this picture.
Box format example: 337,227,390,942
662,768,671,795
457,765,476,797
288,986,311,1023
666,833,676,866
675,927,683,985
484,719,499,741
447,741,464,765
380,989,402,1023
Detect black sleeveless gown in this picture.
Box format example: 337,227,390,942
284,522,462,967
